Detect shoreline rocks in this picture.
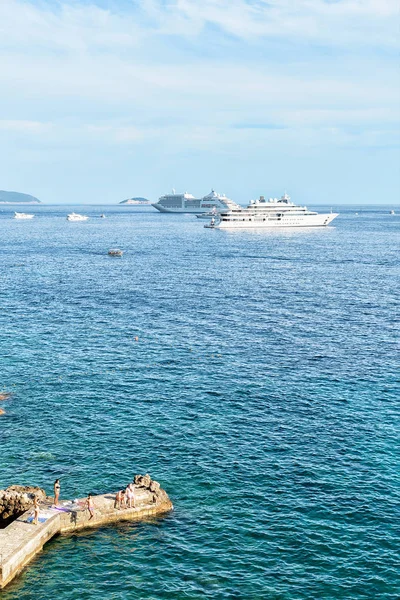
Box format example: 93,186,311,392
134,474,169,505
0,486,47,525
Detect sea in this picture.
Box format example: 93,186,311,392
0,204,399,600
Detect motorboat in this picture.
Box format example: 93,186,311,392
108,249,123,257
67,212,89,221
14,212,34,219
196,207,218,220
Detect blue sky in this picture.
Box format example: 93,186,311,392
0,0,399,204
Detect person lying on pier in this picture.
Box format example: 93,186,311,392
85,494,95,520
33,496,40,525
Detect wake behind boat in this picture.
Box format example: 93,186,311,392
205,193,338,229
14,212,34,219
67,212,89,222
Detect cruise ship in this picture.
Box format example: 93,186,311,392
151,189,240,214
205,193,338,229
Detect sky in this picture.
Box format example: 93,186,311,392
0,0,399,205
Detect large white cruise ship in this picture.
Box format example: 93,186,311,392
205,193,338,229
152,189,240,214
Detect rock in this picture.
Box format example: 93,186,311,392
149,480,160,494
0,485,46,524
142,474,151,488
154,489,169,504
134,474,152,489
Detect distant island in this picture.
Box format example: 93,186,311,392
119,197,150,205
0,190,41,204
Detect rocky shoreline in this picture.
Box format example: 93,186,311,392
0,486,46,527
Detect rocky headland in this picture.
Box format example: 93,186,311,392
0,190,41,204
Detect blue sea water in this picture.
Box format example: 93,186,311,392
0,205,399,600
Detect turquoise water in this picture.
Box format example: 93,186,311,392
0,205,399,599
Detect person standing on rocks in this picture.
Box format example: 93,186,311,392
33,496,40,525
54,479,61,505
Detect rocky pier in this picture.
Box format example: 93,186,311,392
0,475,173,589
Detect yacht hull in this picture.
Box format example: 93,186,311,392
152,204,205,214
207,213,338,229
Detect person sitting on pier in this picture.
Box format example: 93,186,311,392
86,494,95,520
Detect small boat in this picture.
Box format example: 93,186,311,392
205,217,216,229
14,212,34,219
108,249,123,257
67,212,89,221
196,208,218,220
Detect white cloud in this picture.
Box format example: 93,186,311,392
0,119,52,133
0,1,143,52
85,124,144,142
0,0,398,54
147,0,400,46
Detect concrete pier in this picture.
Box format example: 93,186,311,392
0,480,173,589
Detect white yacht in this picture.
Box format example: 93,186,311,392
152,189,240,214
14,212,34,219
205,193,338,229
196,207,218,220
67,212,89,222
